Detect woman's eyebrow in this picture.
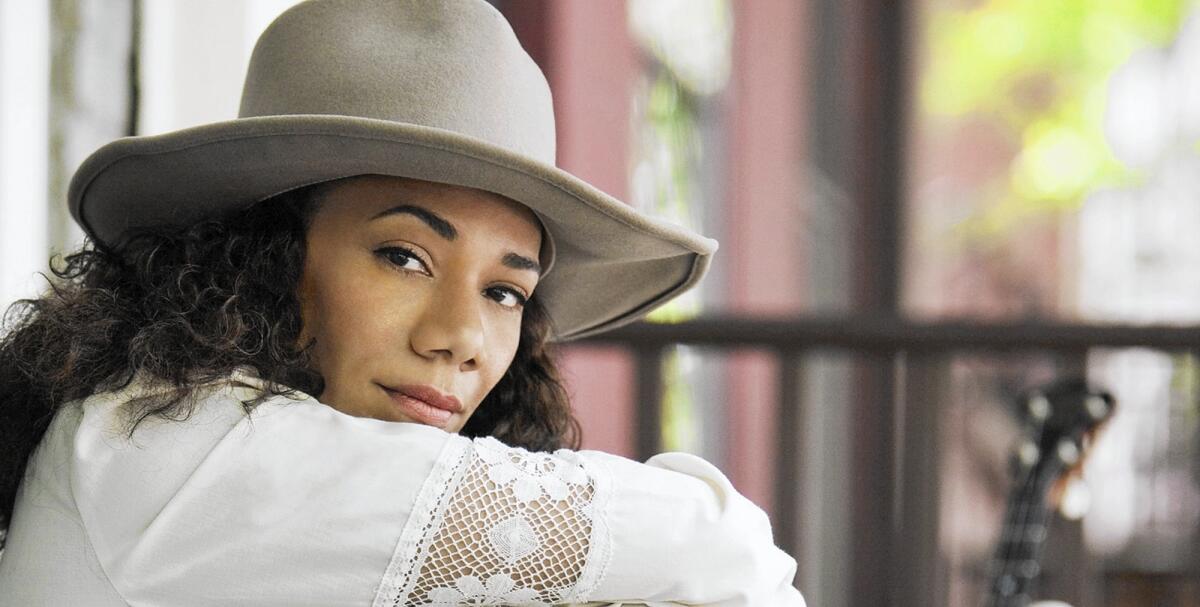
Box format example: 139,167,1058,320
503,252,540,274
369,204,457,240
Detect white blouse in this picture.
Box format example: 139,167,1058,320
0,370,805,606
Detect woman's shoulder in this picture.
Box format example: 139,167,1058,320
64,366,311,448
69,366,725,490
78,366,307,413
73,366,465,457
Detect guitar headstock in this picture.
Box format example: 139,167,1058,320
1013,379,1115,476
984,379,1116,607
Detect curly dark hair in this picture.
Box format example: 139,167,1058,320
0,182,580,548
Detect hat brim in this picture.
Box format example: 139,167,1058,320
68,114,717,341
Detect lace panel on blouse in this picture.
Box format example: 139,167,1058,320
373,436,612,607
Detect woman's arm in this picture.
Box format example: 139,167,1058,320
379,435,803,606
72,379,803,606
587,451,804,605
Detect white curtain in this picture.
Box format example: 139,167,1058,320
0,0,305,318
0,0,50,310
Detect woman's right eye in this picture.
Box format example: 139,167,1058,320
376,246,430,275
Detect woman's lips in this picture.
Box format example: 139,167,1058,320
379,384,463,428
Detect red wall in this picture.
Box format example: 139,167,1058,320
505,0,640,457
505,3,814,518
723,0,811,512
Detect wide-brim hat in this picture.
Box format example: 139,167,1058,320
67,0,716,341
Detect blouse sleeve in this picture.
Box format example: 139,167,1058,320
72,379,803,606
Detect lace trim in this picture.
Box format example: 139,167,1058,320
565,451,612,602
372,435,472,606
373,436,612,606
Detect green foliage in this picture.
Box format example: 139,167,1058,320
921,0,1193,236
660,347,701,452
641,70,705,325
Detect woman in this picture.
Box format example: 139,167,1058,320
0,1,805,605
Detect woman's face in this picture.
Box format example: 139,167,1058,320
296,175,543,431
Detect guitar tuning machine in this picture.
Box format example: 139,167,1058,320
1085,395,1109,420
1018,440,1040,467
1056,439,1080,465
1027,392,1051,421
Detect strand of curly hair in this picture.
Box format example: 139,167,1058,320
0,186,579,549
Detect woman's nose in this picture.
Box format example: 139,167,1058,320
407,285,484,371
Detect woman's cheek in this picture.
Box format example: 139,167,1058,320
356,287,422,351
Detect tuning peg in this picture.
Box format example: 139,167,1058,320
1056,439,1080,465
1027,392,1051,421
1059,475,1091,520
1085,395,1109,420
1018,440,1040,467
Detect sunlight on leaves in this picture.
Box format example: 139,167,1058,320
921,0,1194,238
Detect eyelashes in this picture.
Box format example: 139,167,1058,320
484,285,528,309
375,246,528,310
377,246,429,274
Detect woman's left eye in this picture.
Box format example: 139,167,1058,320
487,286,528,309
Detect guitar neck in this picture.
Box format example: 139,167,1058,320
983,460,1062,607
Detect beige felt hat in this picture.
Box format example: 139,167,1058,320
67,0,716,341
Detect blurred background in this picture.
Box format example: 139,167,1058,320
2,0,1199,605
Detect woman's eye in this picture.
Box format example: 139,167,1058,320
487,286,528,309
377,246,429,274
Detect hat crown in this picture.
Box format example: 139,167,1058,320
238,0,556,164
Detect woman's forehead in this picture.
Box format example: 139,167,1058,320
313,175,543,251
323,176,534,224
